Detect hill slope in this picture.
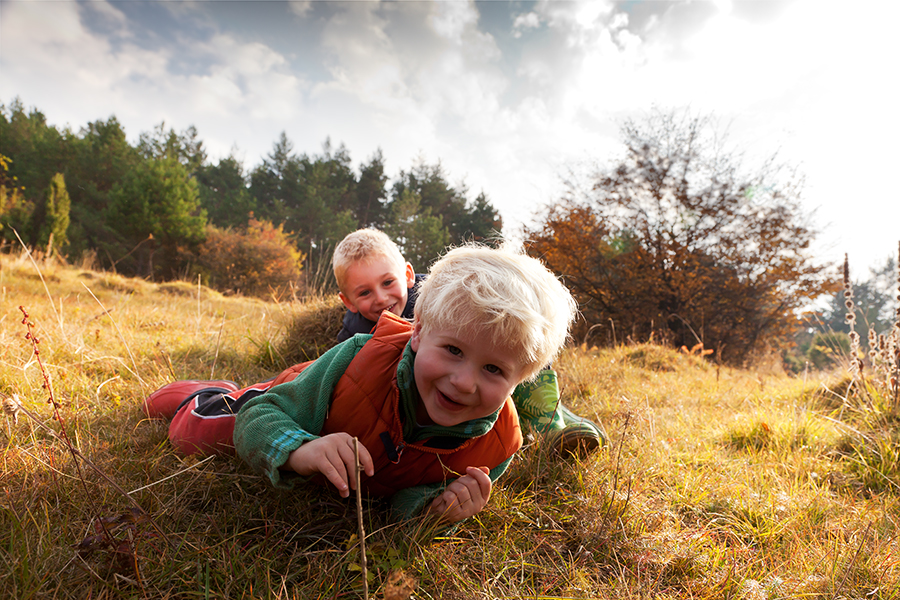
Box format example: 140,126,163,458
1,253,896,599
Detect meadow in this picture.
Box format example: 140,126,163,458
1,250,898,599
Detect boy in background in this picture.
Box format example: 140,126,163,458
333,228,422,343
332,228,605,455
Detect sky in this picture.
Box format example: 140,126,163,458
1,0,898,277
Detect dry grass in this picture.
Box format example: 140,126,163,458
2,250,899,599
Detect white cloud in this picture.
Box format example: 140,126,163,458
288,1,313,18
83,0,130,30
511,12,540,38
428,1,479,45
1,2,167,129
310,1,510,170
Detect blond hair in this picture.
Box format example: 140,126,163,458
332,229,406,292
415,242,577,381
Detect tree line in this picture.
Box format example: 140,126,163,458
0,98,501,295
5,98,865,366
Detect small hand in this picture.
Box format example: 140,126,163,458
286,433,374,498
428,466,492,523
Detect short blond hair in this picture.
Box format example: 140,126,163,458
415,242,577,382
333,229,406,292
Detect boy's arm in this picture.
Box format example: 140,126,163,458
234,336,368,488
389,456,513,521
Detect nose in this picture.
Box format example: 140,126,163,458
450,364,477,395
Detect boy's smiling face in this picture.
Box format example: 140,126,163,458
339,255,415,323
410,322,528,427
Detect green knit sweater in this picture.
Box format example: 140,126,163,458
233,333,513,519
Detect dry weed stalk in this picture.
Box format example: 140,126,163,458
12,228,63,332
843,245,900,405
598,409,633,541
887,241,900,403
2,391,22,424
843,253,864,381
80,281,144,384
15,305,169,573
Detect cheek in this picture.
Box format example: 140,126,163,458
482,380,514,411
413,358,438,396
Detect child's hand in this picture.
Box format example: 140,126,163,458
428,466,491,523
286,433,374,498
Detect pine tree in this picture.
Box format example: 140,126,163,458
36,172,70,255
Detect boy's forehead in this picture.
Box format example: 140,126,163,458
353,254,405,276
344,254,406,289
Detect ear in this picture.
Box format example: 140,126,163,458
404,262,415,287
339,292,359,313
410,318,422,352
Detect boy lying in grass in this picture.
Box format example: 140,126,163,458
333,228,605,455
146,242,577,522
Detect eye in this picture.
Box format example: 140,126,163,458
446,345,462,356
383,278,395,287
484,364,502,375
357,290,370,298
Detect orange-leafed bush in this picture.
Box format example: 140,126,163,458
196,218,304,299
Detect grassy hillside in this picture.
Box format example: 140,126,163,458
2,251,898,599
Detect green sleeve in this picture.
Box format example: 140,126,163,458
389,456,514,520
233,335,368,488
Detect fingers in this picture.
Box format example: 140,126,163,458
317,441,355,498
429,466,494,523
468,466,491,499
356,441,375,477
287,434,374,499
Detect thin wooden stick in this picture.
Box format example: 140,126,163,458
354,437,369,600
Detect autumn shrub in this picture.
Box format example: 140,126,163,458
526,109,838,365
195,218,304,299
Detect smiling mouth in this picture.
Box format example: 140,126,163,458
436,390,466,411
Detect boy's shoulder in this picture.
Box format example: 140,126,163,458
337,310,376,343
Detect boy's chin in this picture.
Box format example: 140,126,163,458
424,411,481,428
370,307,404,322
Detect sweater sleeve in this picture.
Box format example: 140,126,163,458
388,456,514,520
233,336,368,488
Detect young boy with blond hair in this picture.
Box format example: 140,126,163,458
146,241,577,522
331,228,606,454
234,241,577,521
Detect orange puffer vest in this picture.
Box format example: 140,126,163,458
319,312,523,496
